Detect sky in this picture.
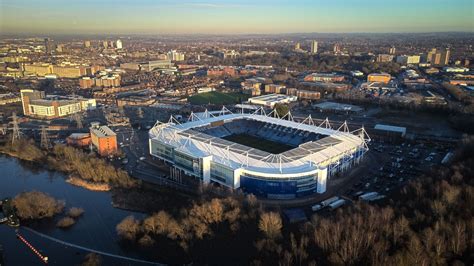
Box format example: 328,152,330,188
0,0,473,35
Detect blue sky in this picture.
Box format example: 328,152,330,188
0,0,473,34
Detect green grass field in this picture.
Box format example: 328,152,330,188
222,133,294,154
188,91,249,105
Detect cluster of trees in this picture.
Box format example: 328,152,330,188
443,82,474,113
116,137,473,265
12,191,65,220
0,139,44,162
257,137,473,265
56,207,84,228
208,53,402,75
273,104,290,118
0,138,137,188
50,144,137,188
116,194,263,264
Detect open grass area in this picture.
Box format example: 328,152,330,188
188,91,249,105
222,133,294,154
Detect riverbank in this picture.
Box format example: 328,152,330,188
0,155,152,266
0,139,137,190
66,175,111,191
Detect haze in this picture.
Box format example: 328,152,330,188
1,0,473,34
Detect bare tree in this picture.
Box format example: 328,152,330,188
258,212,282,239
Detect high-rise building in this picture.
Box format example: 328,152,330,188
333,43,341,54
84,41,91,48
426,48,450,66
389,46,396,55
116,39,123,49
167,50,185,61
56,44,64,53
102,41,108,49
44,38,52,55
310,40,318,54
295,42,301,50
440,48,450,66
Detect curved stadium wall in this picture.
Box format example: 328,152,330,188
149,108,369,199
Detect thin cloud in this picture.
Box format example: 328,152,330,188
179,2,247,8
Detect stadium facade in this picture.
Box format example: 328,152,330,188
149,107,370,199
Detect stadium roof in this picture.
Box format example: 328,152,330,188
149,107,370,175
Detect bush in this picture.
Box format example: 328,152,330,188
116,215,141,241
12,191,65,220
68,207,84,218
82,253,102,266
56,217,76,228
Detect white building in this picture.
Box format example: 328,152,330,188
149,107,370,199
116,39,123,49
443,67,469,73
311,40,318,54
197,87,215,94
351,70,364,77
248,94,297,108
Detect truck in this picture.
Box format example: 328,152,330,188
359,192,379,201
311,204,323,212
321,196,340,207
329,199,346,210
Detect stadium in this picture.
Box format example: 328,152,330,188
149,107,370,199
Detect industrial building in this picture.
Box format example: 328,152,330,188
303,73,345,83
248,94,297,108
149,107,370,199
66,133,92,148
22,63,103,78
312,102,364,113
90,123,118,156
120,60,175,72
367,73,392,84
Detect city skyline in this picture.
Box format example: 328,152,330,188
1,0,473,35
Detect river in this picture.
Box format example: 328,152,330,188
0,155,159,265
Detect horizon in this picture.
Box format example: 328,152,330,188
1,0,473,35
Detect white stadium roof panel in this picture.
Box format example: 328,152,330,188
150,111,368,174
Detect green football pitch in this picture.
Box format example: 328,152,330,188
188,91,249,105
222,133,294,154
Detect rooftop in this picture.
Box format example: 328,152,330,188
90,125,116,138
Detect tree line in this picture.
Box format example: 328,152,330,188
116,137,473,265
0,138,137,188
